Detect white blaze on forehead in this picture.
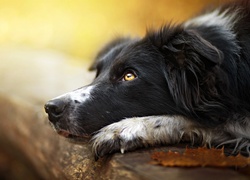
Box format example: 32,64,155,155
52,85,94,103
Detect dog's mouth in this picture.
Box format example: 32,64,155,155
49,123,91,143
48,122,91,143
57,129,91,143
57,129,90,139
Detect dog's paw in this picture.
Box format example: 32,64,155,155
91,133,144,160
90,115,188,160
90,117,149,159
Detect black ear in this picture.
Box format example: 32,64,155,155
162,29,223,69
89,37,131,71
148,26,225,116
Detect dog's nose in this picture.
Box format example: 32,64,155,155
44,99,66,122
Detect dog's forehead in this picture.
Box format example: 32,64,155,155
96,38,143,67
93,39,132,68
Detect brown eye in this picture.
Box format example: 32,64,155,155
123,72,136,81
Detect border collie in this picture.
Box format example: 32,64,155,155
45,0,250,159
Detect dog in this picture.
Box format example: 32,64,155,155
45,0,250,159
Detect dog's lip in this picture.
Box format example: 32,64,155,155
57,130,71,137
57,129,90,139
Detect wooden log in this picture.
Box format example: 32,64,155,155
0,47,102,179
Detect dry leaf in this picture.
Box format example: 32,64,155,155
151,147,250,167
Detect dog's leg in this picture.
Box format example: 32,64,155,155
91,115,194,159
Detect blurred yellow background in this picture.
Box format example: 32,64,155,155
0,0,228,61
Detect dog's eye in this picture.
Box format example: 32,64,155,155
123,72,137,81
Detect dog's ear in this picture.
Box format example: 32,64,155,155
148,26,225,113
89,37,131,71
148,26,223,69
160,28,223,69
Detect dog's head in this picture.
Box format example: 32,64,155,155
45,26,225,139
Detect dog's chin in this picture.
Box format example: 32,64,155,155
50,122,91,143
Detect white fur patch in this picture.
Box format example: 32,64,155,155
217,118,250,154
184,7,241,58
69,86,94,103
91,115,250,157
184,8,240,31
91,115,206,156
52,85,94,103
226,118,250,139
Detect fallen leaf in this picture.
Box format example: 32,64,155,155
151,147,250,167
